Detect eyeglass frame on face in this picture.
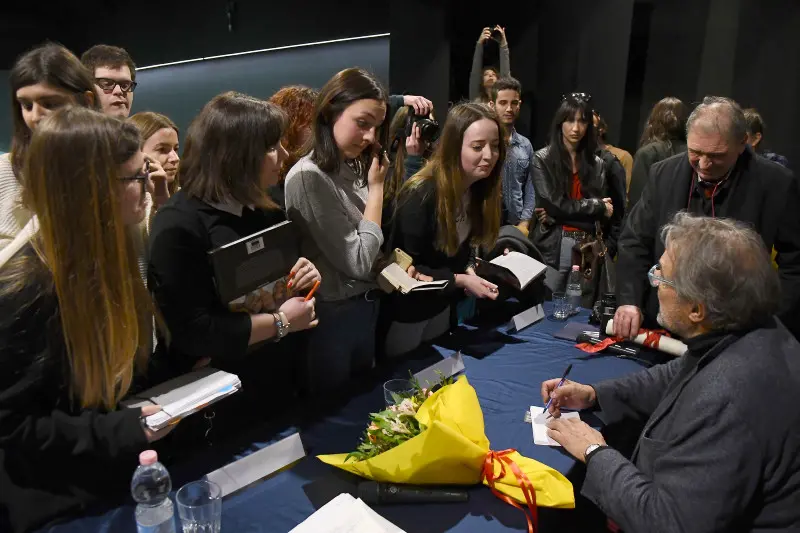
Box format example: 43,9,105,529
119,160,149,195
648,263,676,288
95,77,138,94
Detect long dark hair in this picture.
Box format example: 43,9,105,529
639,97,688,148
310,68,389,183
180,91,287,209
401,103,504,256
544,96,596,185
9,43,98,176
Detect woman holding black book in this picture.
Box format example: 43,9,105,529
148,92,320,399
380,102,504,357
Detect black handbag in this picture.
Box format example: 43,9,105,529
571,221,616,309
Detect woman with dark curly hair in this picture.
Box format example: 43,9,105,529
269,85,318,208
628,97,689,207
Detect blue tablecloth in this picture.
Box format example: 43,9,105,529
44,304,646,533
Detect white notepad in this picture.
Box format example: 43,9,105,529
123,368,241,430
289,493,406,533
490,251,548,289
530,406,580,446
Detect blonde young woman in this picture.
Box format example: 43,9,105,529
0,107,171,532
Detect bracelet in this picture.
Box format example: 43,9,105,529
273,313,289,341
278,311,290,333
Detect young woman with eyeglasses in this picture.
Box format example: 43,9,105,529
1,43,99,253
0,107,171,533
530,93,616,294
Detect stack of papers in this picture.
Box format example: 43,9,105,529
530,406,580,446
123,368,241,430
289,493,405,533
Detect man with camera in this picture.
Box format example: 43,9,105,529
542,212,800,532
489,77,534,236
613,96,800,340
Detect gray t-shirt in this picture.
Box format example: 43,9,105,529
284,154,383,302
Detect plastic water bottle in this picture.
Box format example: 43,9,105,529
566,265,583,314
132,450,176,533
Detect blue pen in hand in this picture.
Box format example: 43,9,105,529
543,363,573,417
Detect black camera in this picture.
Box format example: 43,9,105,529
590,292,617,335
404,107,440,144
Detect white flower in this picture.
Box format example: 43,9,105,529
389,420,410,434
397,398,416,416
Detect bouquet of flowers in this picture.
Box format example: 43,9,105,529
318,375,574,531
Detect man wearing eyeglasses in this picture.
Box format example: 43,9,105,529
613,96,800,340
81,45,137,118
541,212,800,532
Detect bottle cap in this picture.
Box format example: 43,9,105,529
139,450,158,466
572,265,580,271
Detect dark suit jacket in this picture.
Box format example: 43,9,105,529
583,319,800,532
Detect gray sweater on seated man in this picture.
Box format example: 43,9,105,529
584,318,800,532
284,154,383,302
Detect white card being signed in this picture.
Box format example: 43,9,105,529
530,406,580,446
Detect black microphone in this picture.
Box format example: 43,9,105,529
357,481,469,505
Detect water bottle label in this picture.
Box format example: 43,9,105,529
137,521,176,533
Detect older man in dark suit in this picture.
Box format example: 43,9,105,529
542,212,800,532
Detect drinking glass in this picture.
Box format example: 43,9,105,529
176,480,222,533
383,379,414,406
551,292,570,321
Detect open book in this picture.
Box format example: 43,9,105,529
122,368,241,430
290,493,406,533
208,220,298,313
378,262,449,294
475,251,547,291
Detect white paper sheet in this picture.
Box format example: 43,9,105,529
490,251,548,289
530,406,580,446
289,493,406,533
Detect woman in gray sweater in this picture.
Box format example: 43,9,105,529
284,68,389,395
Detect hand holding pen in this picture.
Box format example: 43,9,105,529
287,258,321,293
540,365,598,418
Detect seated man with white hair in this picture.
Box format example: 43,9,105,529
542,212,800,532
613,95,800,340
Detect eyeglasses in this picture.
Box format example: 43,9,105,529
648,264,675,288
120,161,149,194
95,77,138,94
562,92,592,104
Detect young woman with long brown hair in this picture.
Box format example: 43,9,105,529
628,96,689,206
284,68,390,394
0,107,171,532
128,111,180,195
1,43,98,252
381,102,504,357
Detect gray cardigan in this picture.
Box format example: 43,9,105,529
469,41,510,102
583,318,800,532
284,154,383,302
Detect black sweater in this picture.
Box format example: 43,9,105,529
385,180,472,323
0,245,149,533
148,190,290,373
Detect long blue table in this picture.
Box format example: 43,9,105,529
44,304,646,533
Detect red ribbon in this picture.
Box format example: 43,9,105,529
481,449,538,533
576,328,671,354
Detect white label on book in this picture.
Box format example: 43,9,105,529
245,236,265,254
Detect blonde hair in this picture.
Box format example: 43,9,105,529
401,103,504,256
128,111,180,194
9,106,152,410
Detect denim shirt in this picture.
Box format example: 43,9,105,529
502,129,535,225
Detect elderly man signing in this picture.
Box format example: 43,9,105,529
613,96,800,340
542,212,800,532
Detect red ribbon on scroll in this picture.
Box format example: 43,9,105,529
481,449,539,533
575,328,670,354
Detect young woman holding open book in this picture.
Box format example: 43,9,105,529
283,68,390,396
147,92,320,405
379,103,505,357
0,107,173,533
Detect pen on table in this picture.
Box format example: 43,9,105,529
543,363,573,417
304,280,320,301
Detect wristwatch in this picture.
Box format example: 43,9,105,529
584,443,606,462
273,312,290,340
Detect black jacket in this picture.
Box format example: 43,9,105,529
384,179,472,323
584,318,800,532
617,148,800,336
0,245,150,533
628,139,687,208
529,147,623,268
